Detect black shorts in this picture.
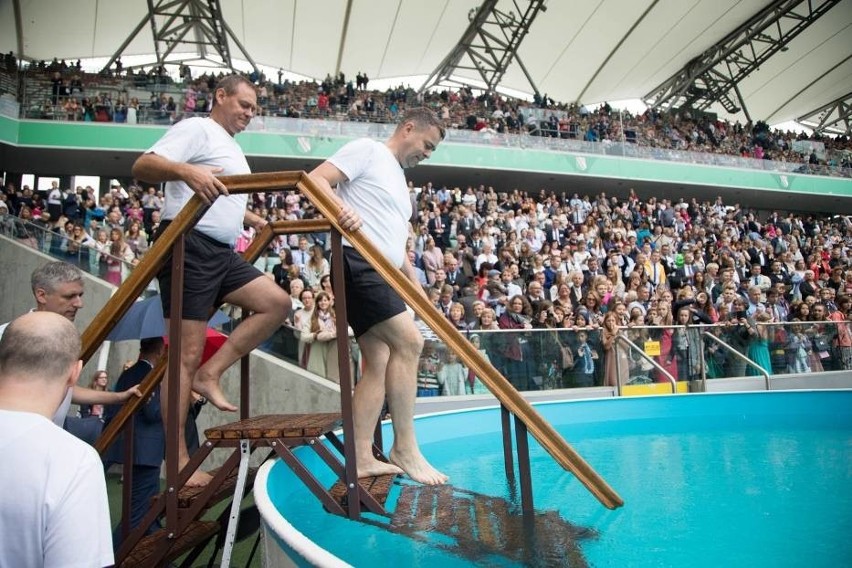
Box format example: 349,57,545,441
339,247,407,337
156,222,263,320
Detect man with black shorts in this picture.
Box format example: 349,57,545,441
309,107,448,485
132,74,291,487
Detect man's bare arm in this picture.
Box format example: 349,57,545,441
308,162,362,232
132,153,227,205
71,384,143,405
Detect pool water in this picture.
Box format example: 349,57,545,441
260,391,852,567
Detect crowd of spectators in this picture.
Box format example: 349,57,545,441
1,179,157,284
3,58,852,394
3,60,852,174
2,167,851,393
169,178,852,393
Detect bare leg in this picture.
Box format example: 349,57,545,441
352,333,403,479
161,318,212,487
192,277,290,411
166,277,289,488
358,313,448,485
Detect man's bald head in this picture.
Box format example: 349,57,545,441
0,312,81,382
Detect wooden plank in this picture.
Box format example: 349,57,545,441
119,520,219,568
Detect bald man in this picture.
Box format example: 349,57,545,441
0,261,141,432
0,312,113,567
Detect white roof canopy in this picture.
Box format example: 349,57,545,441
2,0,850,126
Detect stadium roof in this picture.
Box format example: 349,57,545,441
1,0,850,128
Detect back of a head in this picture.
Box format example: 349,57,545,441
139,336,165,359
0,312,80,381
30,261,83,295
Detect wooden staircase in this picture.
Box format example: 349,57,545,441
84,171,621,567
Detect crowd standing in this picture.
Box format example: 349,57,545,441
3,60,852,174
2,68,852,397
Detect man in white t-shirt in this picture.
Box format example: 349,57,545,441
132,75,291,487
309,108,448,485
0,311,113,567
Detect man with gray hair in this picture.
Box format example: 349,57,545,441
0,312,113,567
0,261,141,430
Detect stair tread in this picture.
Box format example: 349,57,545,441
119,520,219,568
205,413,342,440
329,473,398,509
177,466,258,508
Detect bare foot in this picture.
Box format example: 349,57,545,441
389,446,448,485
192,368,237,412
357,456,403,479
185,469,214,488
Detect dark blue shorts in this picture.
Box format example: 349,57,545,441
157,222,262,320
339,247,407,337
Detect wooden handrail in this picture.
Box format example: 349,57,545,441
95,356,168,454
81,169,621,509
295,173,624,509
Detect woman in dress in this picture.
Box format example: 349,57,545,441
421,237,444,286
105,227,134,286
746,311,773,376
601,311,629,387
300,292,341,382
650,301,679,382
303,244,330,291
126,97,139,124
125,221,149,261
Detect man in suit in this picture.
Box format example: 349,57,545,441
104,337,169,544
544,218,567,248
746,262,772,303
456,206,478,241
444,255,468,299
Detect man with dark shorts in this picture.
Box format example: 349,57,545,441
309,107,448,485
132,75,291,487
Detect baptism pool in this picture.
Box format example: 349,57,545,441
255,390,852,567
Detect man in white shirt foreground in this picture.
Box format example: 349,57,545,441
0,312,113,567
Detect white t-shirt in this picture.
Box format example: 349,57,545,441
0,410,114,568
328,138,410,268
150,116,250,246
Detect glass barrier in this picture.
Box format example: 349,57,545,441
411,320,851,396
219,308,852,392
1,216,141,287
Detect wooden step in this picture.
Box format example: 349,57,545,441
205,413,342,441
119,520,219,568
176,466,258,509
329,473,398,510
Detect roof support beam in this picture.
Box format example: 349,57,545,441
644,0,842,117
100,0,258,75
418,0,546,97
12,0,23,61
797,91,852,135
